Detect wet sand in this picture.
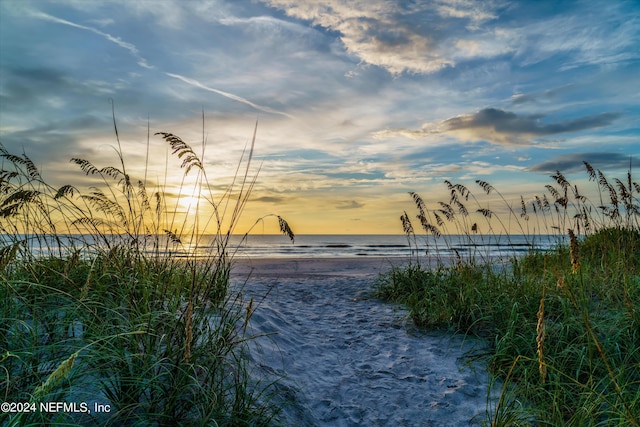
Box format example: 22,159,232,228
231,256,413,278
231,257,496,426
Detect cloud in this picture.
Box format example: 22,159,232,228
165,73,295,119
512,4,640,70
336,200,365,210
434,1,498,25
22,8,295,119
25,0,231,29
510,85,575,105
529,153,638,174
252,195,287,203
376,108,621,145
0,67,128,114
28,9,153,69
259,0,503,75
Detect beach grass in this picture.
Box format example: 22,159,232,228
0,114,293,426
375,164,639,426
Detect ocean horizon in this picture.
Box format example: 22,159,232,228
3,233,565,260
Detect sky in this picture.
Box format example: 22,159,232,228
1,0,639,235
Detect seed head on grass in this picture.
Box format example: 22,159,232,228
155,132,203,175
568,228,580,274
33,351,78,400
243,297,254,335
536,293,546,384
278,216,295,243
184,299,193,363
476,179,494,195
418,213,441,238
401,211,414,235
520,196,529,221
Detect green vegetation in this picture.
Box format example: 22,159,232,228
375,165,639,426
0,116,293,426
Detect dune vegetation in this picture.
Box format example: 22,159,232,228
375,164,639,426
0,117,293,426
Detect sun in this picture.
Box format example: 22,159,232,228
179,191,202,214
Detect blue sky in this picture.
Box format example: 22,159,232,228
1,0,639,234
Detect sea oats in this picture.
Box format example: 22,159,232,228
164,229,182,244
53,184,77,200
70,158,100,176
401,211,414,235
0,189,44,218
582,207,591,233
475,179,494,195
437,202,455,221
520,196,529,220
568,228,580,274
572,184,586,203
0,116,296,424
417,214,441,237
433,212,444,227
552,170,570,191
244,297,254,335
555,197,568,209
453,199,468,216
477,208,493,219
410,192,426,217
33,351,78,399
184,299,193,363
98,165,125,181
155,132,204,175
545,185,559,201
278,215,295,243
0,241,20,269
536,293,546,384
584,161,596,181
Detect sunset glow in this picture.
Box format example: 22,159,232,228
1,0,638,235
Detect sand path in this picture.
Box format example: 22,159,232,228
231,258,495,426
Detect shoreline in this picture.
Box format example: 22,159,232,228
230,254,506,278
230,256,415,277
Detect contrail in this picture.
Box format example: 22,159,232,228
165,73,294,119
28,10,153,69
28,9,293,118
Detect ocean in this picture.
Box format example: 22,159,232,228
230,233,562,259
3,233,565,260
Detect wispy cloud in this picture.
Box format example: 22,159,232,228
165,73,294,119
512,5,640,70
28,9,153,69
26,8,294,119
510,85,575,105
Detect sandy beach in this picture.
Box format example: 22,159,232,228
231,257,496,426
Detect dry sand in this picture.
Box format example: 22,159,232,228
231,257,497,426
